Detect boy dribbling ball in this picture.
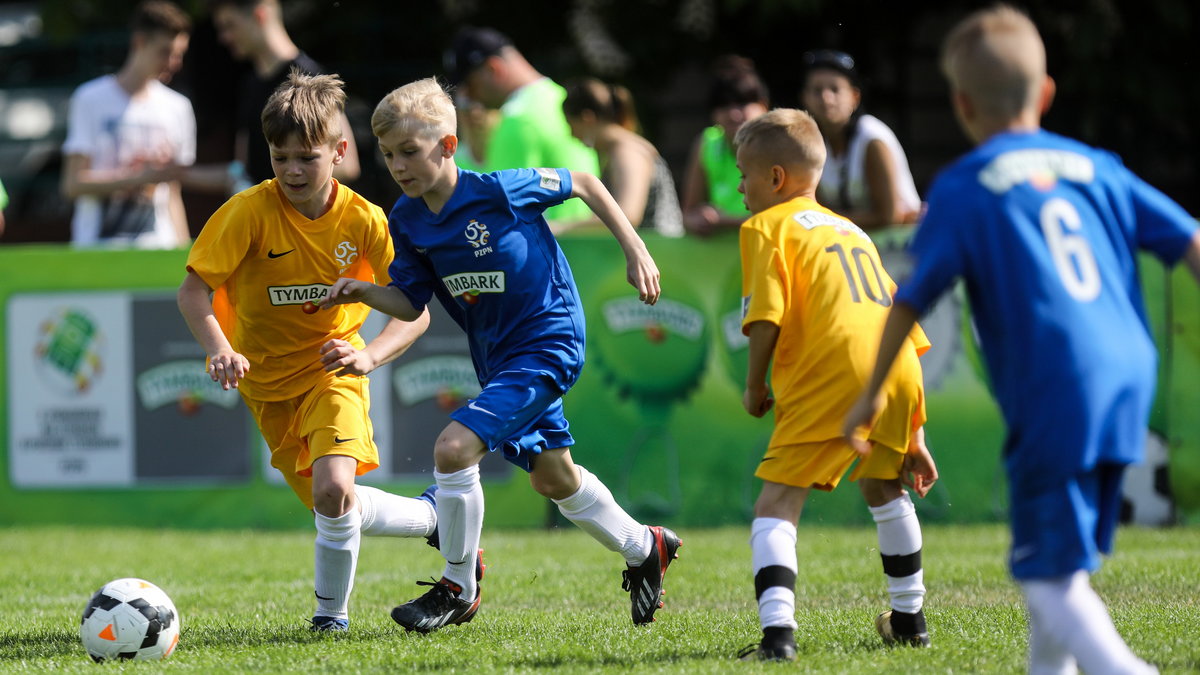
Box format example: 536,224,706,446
320,77,681,631
734,108,938,661
178,70,439,632
846,6,1200,673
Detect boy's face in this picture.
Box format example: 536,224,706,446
713,102,766,143
133,30,189,84
376,127,455,200
268,135,345,214
735,144,777,214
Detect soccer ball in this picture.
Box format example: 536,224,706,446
1119,431,1176,526
79,578,180,662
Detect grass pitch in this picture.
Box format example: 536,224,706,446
1,524,1197,673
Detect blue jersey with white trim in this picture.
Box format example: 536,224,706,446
896,130,1196,485
387,167,585,389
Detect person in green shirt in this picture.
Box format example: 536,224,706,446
680,55,769,237
0,178,7,237
444,27,599,222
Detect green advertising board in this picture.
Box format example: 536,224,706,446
1,232,1196,530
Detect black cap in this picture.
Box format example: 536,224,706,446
802,49,859,85
444,27,512,85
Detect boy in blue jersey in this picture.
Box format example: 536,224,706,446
845,6,1200,674
321,77,680,632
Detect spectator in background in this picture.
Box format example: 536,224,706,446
681,55,768,237
209,0,360,185
561,78,684,237
453,93,498,173
444,26,599,222
801,49,921,230
61,0,195,249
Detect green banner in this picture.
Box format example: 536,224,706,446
1,232,1195,530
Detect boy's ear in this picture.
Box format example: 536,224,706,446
1038,76,1056,116
771,165,786,192
951,89,974,124
331,138,348,165
441,134,459,158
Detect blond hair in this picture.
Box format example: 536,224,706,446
261,69,346,149
371,77,457,140
733,108,826,174
940,5,1046,118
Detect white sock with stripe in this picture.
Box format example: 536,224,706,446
869,493,925,616
750,517,799,631
434,466,483,601
313,507,361,620
553,466,652,566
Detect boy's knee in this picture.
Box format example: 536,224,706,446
859,477,904,507
312,480,355,517
433,427,484,472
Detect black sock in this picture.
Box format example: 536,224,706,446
889,609,926,635
762,625,795,647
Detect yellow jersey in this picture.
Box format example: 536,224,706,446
740,196,928,450
187,179,392,401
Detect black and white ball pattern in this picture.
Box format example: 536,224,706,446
79,578,179,662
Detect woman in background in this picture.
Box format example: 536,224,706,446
801,49,921,230
561,78,683,237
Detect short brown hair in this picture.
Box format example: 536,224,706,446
261,70,347,150
733,108,826,174
940,4,1046,118
371,77,456,140
131,0,192,37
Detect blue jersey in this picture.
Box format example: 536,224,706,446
387,168,586,390
896,130,1195,486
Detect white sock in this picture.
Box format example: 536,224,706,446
869,493,925,614
750,517,799,631
1028,603,1078,675
434,466,484,600
553,465,652,566
313,508,361,620
1021,571,1158,675
355,484,436,538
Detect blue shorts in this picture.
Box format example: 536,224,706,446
449,365,575,473
1008,463,1126,580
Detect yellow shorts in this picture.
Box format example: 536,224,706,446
755,437,904,491
243,374,380,509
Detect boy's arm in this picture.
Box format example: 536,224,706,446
842,301,921,454
320,278,423,321
743,320,779,417
320,310,431,376
569,171,661,305
1184,230,1200,284
177,270,249,390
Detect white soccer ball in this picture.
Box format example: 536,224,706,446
1120,431,1176,526
79,578,180,662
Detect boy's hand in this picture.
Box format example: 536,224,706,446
743,384,774,417
901,428,938,498
843,391,882,456
627,249,661,305
321,278,370,309
208,350,249,390
320,339,376,376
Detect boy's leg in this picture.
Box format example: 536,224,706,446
355,484,437,541
533,448,681,625
1021,572,1156,675
860,477,928,646
311,455,362,629
741,480,805,661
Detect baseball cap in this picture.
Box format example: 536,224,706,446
802,49,859,85
444,27,512,85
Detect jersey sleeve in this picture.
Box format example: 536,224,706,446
1120,162,1199,265
186,195,255,290
385,226,438,312
498,168,573,221
894,177,968,314
739,221,786,331
176,99,197,167
61,86,95,157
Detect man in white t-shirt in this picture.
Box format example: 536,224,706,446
61,0,196,248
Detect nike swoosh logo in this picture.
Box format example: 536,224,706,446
267,248,295,259
466,401,498,418
334,436,357,444
314,592,334,600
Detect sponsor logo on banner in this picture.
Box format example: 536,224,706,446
392,355,481,406
135,361,241,411
602,297,705,341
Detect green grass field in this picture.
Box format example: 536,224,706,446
1,524,1197,673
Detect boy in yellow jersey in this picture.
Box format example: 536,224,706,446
733,108,938,661
177,70,440,632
